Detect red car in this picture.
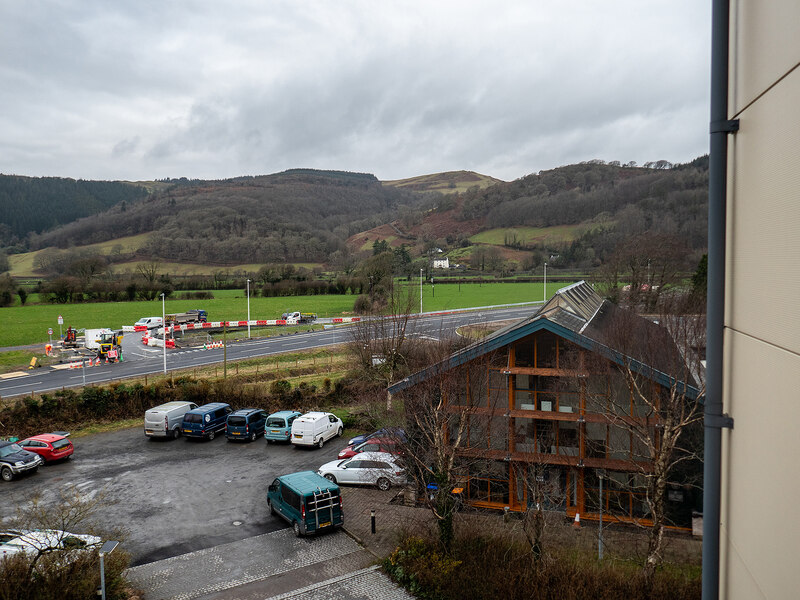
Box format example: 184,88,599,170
337,437,401,460
18,434,74,463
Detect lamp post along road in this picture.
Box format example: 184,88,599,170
161,293,167,375
543,262,547,302
420,268,423,314
246,279,251,339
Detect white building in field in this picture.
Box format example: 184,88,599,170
432,257,450,269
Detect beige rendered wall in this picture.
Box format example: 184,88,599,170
722,2,800,597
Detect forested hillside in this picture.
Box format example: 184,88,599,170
26,170,425,265
0,175,148,248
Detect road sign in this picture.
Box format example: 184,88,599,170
48,328,53,335
57,315,64,325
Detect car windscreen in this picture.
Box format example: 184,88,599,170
0,444,23,457
183,413,202,424
228,416,246,426
267,418,286,427
51,439,71,450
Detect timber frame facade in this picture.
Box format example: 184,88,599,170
389,282,701,528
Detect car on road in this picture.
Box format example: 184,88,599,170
290,412,343,449
317,451,406,491
347,427,406,447
337,437,403,460
0,528,101,558
17,433,74,463
267,471,343,537
226,408,268,442
0,441,43,482
265,410,303,443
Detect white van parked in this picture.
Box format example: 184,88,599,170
144,401,198,439
290,412,343,449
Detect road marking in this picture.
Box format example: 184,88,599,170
0,371,28,379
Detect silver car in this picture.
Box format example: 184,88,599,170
317,451,406,491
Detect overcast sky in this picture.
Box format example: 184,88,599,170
0,1,710,183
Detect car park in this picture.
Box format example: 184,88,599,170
347,427,407,447
144,401,199,439
265,410,303,443
0,441,44,481
182,402,232,440
0,528,101,558
290,412,343,449
267,471,343,537
17,433,74,463
317,451,405,491
337,437,402,460
226,408,268,442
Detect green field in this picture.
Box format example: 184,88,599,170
0,282,574,348
470,225,588,246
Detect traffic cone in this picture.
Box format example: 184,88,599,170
105,356,109,364
572,513,581,529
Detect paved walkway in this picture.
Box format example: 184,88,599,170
126,488,423,600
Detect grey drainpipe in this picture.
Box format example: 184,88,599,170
704,0,737,598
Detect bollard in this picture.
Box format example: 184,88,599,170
371,509,376,535
504,506,510,523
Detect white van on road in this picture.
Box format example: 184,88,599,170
290,412,343,448
134,317,163,330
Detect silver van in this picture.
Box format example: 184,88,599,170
144,401,198,439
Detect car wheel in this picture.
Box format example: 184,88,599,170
324,474,337,483
337,427,343,437
172,428,181,440
249,432,256,442
317,437,324,449
293,521,302,537
1,466,14,482
377,477,391,491
208,431,215,441
268,500,276,515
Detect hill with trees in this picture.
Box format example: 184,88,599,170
0,175,148,249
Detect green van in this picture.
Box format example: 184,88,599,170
267,471,343,537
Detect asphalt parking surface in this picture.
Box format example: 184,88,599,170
0,425,344,566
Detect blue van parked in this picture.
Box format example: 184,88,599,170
267,471,343,537
181,402,232,440
264,410,303,443
226,408,268,442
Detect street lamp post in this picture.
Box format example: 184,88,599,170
543,262,547,302
246,279,251,339
98,540,119,600
420,268,423,315
161,293,166,375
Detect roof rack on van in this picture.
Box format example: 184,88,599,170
309,487,338,531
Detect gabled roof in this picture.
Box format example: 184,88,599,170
388,281,700,399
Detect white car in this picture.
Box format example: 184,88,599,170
317,451,406,491
0,529,102,558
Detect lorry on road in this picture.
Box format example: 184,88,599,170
165,309,207,326
281,311,317,324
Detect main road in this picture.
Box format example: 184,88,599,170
0,304,541,399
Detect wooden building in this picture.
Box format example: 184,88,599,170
388,281,701,528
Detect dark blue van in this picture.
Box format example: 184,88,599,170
226,408,268,442
181,402,232,440
267,471,343,537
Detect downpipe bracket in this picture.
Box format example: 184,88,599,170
706,413,734,429
709,119,740,134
